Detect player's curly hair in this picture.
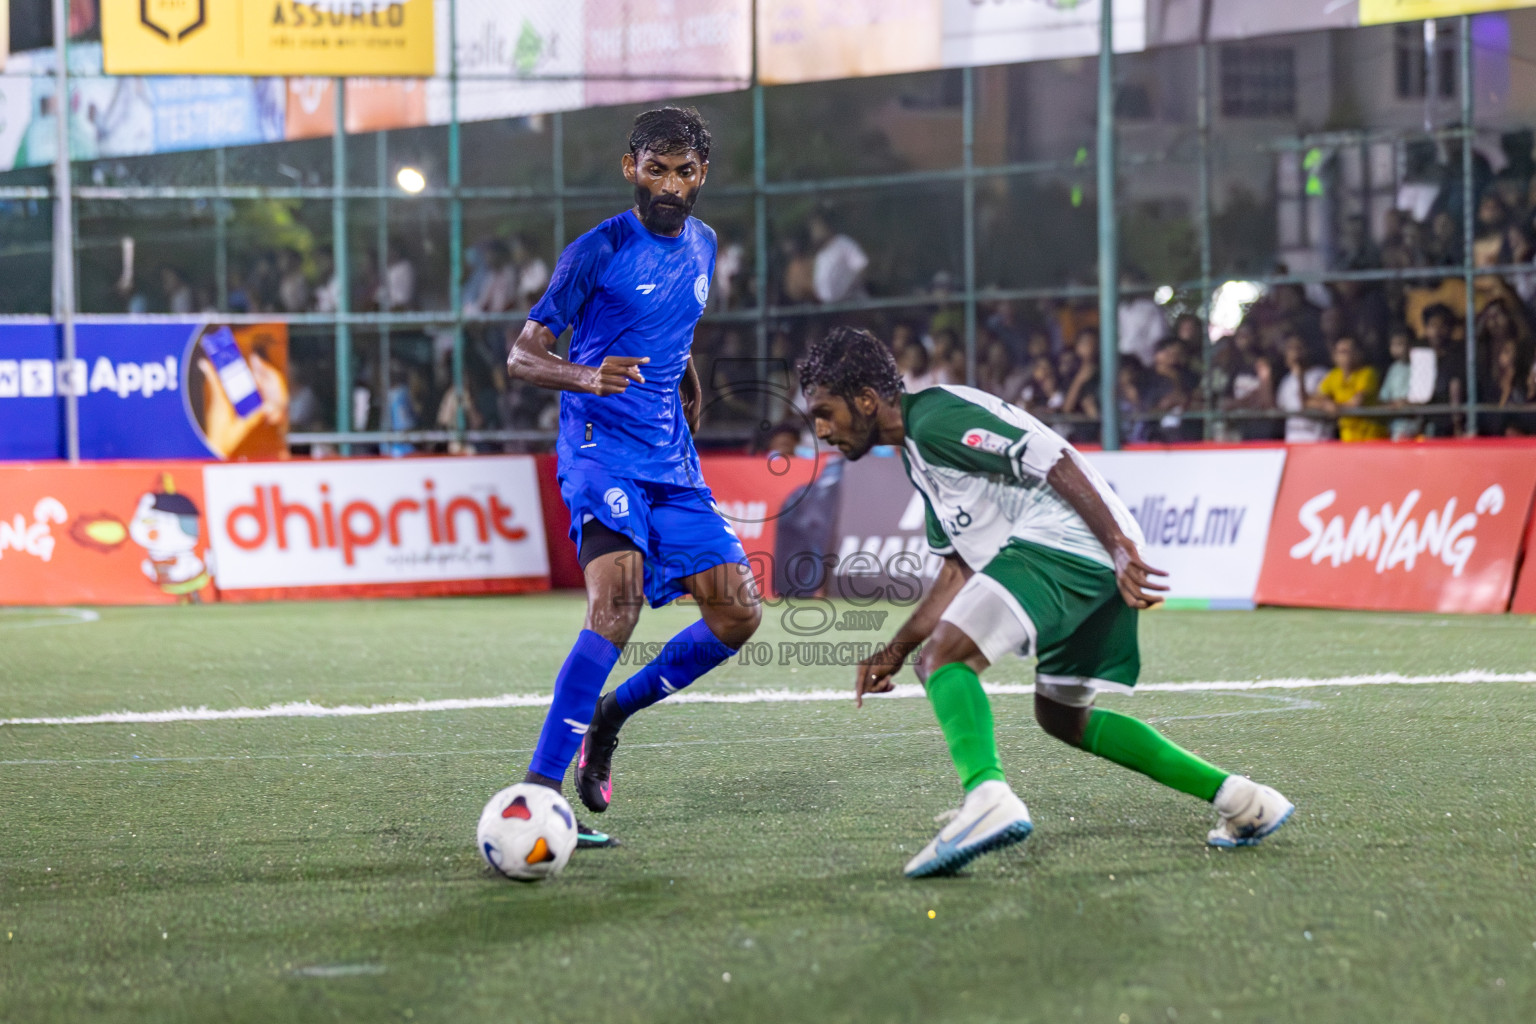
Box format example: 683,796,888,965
629,106,712,163
798,327,905,403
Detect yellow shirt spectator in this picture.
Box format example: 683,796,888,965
1318,365,1388,441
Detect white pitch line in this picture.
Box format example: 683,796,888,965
1,671,1533,728
0,608,100,630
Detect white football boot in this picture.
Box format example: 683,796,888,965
904,780,1033,878
1207,775,1294,848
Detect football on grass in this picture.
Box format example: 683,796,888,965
477,783,578,881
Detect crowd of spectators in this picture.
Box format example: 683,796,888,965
716,181,1536,446
119,184,1536,452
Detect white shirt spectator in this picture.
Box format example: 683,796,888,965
1118,296,1167,366
516,257,550,308
314,275,339,313
1278,366,1328,442
813,234,869,304
377,257,416,311
712,241,745,310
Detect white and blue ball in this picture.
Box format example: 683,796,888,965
476,783,578,881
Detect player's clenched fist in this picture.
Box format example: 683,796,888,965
585,355,649,396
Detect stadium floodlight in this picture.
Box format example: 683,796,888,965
1208,280,1263,341
396,167,427,194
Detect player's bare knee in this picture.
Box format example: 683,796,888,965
703,599,759,649
1034,692,1089,747
919,622,979,682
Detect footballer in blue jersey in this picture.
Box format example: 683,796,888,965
505,107,762,849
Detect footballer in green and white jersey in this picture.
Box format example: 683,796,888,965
798,327,1295,879
898,383,1146,575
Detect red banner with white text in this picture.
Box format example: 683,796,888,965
1255,443,1536,613
1509,497,1536,614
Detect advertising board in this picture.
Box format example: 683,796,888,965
1255,443,1536,613
584,0,751,107
943,0,1145,69
203,457,550,598
1507,497,1536,614
102,0,436,77
1359,0,1536,26
0,462,217,605
757,0,943,85
1089,448,1286,607
829,446,1285,606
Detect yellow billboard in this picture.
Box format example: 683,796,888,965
102,0,436,76
1360,0,1536,24
757,0,943,86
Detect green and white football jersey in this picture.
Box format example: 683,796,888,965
899,385,1144,571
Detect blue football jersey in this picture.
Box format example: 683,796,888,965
530,210,716,487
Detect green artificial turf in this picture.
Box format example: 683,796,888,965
2,598,1535,1023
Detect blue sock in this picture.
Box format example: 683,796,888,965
527,629,620,781
612,619,736,717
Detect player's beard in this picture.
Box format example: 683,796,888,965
839,405,881,461
635,185,697,234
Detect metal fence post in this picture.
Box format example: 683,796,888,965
449,0,466,445
377,131,390,430
52,0,79,464
215,147,228,312
1460,15,1477,436
752,1,769,420
1198,38,1216,440
332,79,351,451
1097,0,1121,450
553,111,566,253
962,65,977,387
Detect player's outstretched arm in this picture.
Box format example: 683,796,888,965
855,554,971,707
1045,450,1169,610
506,319,649,396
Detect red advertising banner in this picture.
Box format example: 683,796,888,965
1509,498,1536,614
0,463,216,605
700,452,826,597
1255,443,1536,613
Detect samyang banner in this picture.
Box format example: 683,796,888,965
1256,443,1536,614
1509,501,1536,614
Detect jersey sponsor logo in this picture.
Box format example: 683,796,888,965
961,427,1012,455
694,274,710,305
635,283,658,295
604,487,631,518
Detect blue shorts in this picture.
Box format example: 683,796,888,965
560,468,749,608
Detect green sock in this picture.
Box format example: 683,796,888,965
1080,707,1229,801
925,663,1006,791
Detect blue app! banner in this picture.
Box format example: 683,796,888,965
76,324,211,460
0,325,67,460
0,323,216,461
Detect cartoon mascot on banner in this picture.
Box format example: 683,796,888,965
70,473,214,603
130,475,213,601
